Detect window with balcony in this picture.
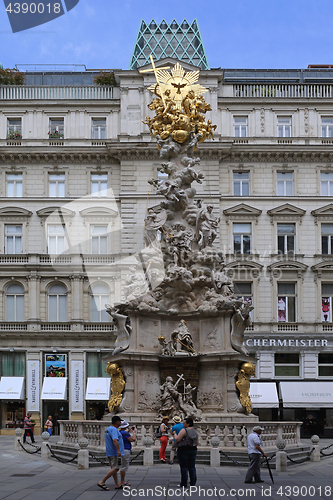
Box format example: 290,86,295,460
233,172,249,196
90,283,110,322
49,173,65,197
6,284,24,321
278,223,295,254
6,173,22,197
5,225,22,254
318,353,333,376
91,225,108,254
275,353,299,377
47,225,66,254
320,172,333,196
233,117,247,137
49,118,64,138
277,172,293,196
91,173,107,197
7,118,22,139
48,284,67,322
233,223,251,254
234,282,253,320
321,117,333,137
86,352,109,377
277,117,291,137
277,282,296,322
92,118,106,139
321,224,333,254
321,283,333,322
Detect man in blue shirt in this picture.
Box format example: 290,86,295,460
97,415,124,490
244,426,267,484
170,415,183,465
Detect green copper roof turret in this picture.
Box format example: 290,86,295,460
129,19,209,70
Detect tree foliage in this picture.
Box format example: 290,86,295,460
0,68,25,85
93,71,116,86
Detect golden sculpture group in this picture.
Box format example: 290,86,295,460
105,362,125,412
142,61,216,145
236,362,256,414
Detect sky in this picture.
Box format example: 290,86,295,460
1,0,333,71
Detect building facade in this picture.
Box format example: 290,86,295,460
1,61,333,436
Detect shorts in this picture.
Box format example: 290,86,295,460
108,456,119,469
119,449,131,472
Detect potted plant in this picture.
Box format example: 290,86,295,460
48,130,64,139
7,130,22,139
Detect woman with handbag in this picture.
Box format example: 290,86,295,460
44,415,53,436
175,417,198,487
159,416,170,462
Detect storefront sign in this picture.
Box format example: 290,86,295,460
0,377,25,400
85,377,110,401
41,377,67,400
70,360,83,412
245,338,328,348
27,360,40,412
45,353,67,377
280,381,333,408
250,382,279,408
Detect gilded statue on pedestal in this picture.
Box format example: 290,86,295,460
236,362,256,414
105,362,125,412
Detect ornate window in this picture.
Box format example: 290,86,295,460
277,117,291,137
277,282,296,322
6,283,24,321
321,117,333,137
6,174,22,197
234,282,253,320
278,223,295,254
49,174,65,197
92,118,106,139
91,173,107,197
90,284,110,322
321,172,333,196
233,116,247,137
277,172,293,196
321,283,333,322
233,223,251,254
47,224,66,254
233,172,249,196
91,225,108,254
48,284,67,322
275,353,299,377
5,225,22,254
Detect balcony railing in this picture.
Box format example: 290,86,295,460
0,85,119,100
234,84,333,98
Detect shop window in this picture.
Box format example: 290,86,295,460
234,282,253,320
6,173,22,197
49,173,65,197
0,351,25,376
275,353,299,376
233,116,247,137
91,173,107,197
277,172,293,196
86,352,109,377
48,284,67,322
5,225,22,254
6,284,24,321
278,223,295,254
321,224,333,254
92,118,106,139
277,282,296,322
277,117,291,137
233,223,251,254
91,225,108,254
90,284,110,322
321,283,333,322
319,353,333,376
233,172,249,196
320,172,333,196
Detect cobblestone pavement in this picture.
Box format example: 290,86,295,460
1,436,333,499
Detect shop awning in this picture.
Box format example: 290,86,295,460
41,377,67,400
249,382,279,408
0,377,25,400
85,378,110,401
280,381,333,408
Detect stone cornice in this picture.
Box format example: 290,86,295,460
227,146,333,163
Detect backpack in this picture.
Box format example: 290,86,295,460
155,425,162,439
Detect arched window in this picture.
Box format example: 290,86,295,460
91,284,110,322
48,284,67,322
6,284,24,321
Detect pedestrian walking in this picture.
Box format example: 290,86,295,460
175,417,198,488
23,413,35,443
170,415,183,465
159,416,170,462
44,415,53,436
119,420,136,486
244,425,267,484
97,415,124,491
